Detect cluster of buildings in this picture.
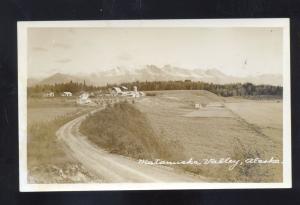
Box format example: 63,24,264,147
43,91,73,98
76,86,145,105
42,86,145,105
111,86,145,98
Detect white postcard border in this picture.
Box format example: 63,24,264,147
18,18,291,192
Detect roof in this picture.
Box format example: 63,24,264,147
79,93,89,99
112,87,122,93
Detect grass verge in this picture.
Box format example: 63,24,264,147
182,137,281,182
27,107,103,183
80,101,182,161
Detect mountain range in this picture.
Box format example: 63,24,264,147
28,65,282,87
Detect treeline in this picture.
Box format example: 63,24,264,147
28,80,283,97
28,81,101,97
115,81,283,97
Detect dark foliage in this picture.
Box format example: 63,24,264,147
112,81,283,97
28,80,283,97
28,81,100,97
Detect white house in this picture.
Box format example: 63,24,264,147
195,103,203,109
61,91,72,97
43,92,54,97
77,92,92,105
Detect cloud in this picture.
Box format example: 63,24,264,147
117,53,132,62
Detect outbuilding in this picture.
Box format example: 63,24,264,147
61,91,72,97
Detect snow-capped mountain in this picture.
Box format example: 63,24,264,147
32,65,282,87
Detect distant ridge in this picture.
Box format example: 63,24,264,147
30,65,282,87
37,73,91,85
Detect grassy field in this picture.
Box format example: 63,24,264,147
28,91,283,182
27,97,102,183
226,101,282,144
135,90,283,182
28,97,81,126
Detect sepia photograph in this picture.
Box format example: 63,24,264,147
18,19,291,191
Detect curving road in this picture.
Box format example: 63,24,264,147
56,107,204,183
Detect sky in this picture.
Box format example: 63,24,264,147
28,27,283,78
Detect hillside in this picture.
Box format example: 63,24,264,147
38,73,91,85
79,101,173,160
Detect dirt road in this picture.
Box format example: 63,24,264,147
56,107,204,183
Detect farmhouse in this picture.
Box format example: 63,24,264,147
194,103,203,109
77,92,92,105
61,91,72,97
43,92,54,97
